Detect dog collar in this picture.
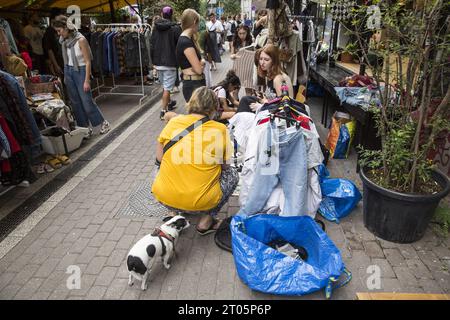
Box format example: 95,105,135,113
152,228,175,243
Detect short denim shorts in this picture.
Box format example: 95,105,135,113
157,69,177,91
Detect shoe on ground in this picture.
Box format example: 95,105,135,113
160,109,167,120
100,120,111,134
167,100,177,111
84,127,93,139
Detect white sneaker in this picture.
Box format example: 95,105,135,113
84,127,93,139
100,121,111,134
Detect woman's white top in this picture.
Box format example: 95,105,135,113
67,41,86,67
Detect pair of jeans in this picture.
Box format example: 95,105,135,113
182,78,206,102
238,120,308,217
64,65,105,128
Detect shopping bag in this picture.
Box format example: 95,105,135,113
317,164,362,223
231,214,351,298
326,112,356,159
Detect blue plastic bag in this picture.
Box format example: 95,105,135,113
231,214,351,298
317,165,362,223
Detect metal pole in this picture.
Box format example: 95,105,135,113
137,28,144,103
109,0,116,23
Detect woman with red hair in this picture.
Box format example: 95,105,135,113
237,44,293,113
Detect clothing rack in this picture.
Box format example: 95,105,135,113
288,15,316,98
91,23,152,105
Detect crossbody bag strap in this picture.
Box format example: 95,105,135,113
162,116,210,155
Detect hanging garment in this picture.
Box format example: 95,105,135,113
295,20,308,85
267,0,292,44
0,28,12,60
124,31,149,70
0,71,41,148
238,118,308,217
0,115,34,186
0,125,11,159
233,48,256,90
0,19,19,55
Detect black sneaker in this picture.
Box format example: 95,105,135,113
160,110,166,120
167,100,177,111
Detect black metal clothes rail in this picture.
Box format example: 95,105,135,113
91,23,152,106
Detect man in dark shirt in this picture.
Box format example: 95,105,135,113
151,6,182,120
42,8,63,76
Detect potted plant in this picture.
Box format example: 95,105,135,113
341,0,450,243
340,41,358,63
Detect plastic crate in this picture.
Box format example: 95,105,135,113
41,126,89,155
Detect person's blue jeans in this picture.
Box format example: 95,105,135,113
64,65,105,128
238,121,308,217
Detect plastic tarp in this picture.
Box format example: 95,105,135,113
231,214,351,298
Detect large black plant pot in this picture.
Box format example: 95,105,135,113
360,169,450,243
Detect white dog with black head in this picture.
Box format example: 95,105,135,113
126,215,190,290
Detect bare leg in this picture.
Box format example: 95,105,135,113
162,90,170,111
141,273,148,291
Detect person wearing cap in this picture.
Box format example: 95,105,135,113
151,6,182,120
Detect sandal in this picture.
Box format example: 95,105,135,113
197,218,222,236
55,154,71,165
46,157,62,169
37,162,54,174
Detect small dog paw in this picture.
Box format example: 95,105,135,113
141,283,147,291
164,263,171,270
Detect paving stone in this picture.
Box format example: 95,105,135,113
39,271,66,292
0,272,16,292
417,250,444,272
50,243,72,258
44,232,67,248
377,238,399,249
431,245,450,260
56,253,80,271
70,238,90,254
58,220,78,234
393,267,420,287
115,235,136,250
346,233,364,251
85,256,108,275
418,278,444,294
88,232,109,247
397,244,419,260
107,227,126,241
34,258,60,278
40,225,61,240
384,248,406,267
30,290,52,300
48,288,70,300
106,249,128,267
104,278,131,300
63,229,84,243
431,270,450,293
1,284,22,300
14,278,45,299
12,264,39,286
405,259,434,280
5,254,34,272
94,267,118,286
350,250,371,267
98,219,117,233
96,241,117,257
370,258,396,278
81,225,100,239
76,247,98,264
364,241,385,258
125,221,142,235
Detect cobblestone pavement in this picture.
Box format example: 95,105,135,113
0,51,449,300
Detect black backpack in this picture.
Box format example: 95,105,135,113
230,21,237,34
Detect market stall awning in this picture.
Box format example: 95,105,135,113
0,0,135,13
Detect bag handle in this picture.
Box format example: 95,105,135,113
325,267,352,299
163,116,210,155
